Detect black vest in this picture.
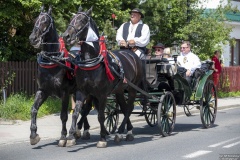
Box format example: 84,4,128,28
122,22,146,51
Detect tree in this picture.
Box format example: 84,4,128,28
0,0,238,61
141,0,235,60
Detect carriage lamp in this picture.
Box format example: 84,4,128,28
171,41,179,63
171,41,179,56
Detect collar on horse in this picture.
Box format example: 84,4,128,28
38,38,73,73
75,36,115,81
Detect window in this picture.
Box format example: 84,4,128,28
231,39,240,66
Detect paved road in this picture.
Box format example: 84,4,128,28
0,97,240,146
0,106,239,160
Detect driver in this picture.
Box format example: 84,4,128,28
116,8,150,59
177,41,201,85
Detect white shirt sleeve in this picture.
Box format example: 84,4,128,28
116,21,150,47
116,23,125,46
134,24,150,47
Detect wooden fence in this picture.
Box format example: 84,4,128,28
218,66,240,92
0,61,38,96
0,61,240,96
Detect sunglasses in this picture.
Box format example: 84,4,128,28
155,49,162,51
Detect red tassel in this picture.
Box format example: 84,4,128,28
99,36,115,81
59,37,73,79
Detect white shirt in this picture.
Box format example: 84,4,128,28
177,51,201,75
70,46,81,51
116,20,150,47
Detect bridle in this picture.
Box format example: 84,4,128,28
67,12,91,42
34,12,53,39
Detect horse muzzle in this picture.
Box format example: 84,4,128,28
29,35,41,49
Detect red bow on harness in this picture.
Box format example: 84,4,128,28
99,36,115,81
59,37,73,80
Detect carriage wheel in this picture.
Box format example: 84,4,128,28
157,91,176,137
144,104,158,127
104,103,119,134
200,80,217,128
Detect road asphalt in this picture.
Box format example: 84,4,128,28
0,97,239,145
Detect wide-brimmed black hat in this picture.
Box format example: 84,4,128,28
129,8,144,18
152,43,165,49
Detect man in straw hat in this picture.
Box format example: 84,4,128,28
116,8,150,59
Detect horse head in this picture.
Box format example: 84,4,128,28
63,6,100,60
29,5,58,50
62,6,92,45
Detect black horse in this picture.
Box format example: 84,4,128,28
29,6,79,147
62,7,146,148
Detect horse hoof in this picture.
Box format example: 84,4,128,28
126,134,134,141
114,134,123,143
58,139,67,147
75,129,81,139
66,139,76,147
30,134,40,145
96,141,107,148
81,132,90,140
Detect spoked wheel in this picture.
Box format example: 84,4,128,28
104,103,119,134
158,91,176,137
144,104,158,127
200,80,217,128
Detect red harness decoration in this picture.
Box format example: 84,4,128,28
99,36,115,81
59,37,73,80
39,63,58,68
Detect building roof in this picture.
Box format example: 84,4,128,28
203,9,240,22
225,12,240,22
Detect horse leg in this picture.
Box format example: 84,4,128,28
114,90,136,143
76,96,93,140
66,90,85,147
96,98,108,148
114,92,128,143
58,92,70,147
30,90,48,145
125,90,136,141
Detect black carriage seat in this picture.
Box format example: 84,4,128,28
156,59,177,91
156,58,177,77
191,60,214,91
144,55,162,88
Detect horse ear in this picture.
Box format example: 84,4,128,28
78,6,83,12
40,5,45,13
48,5,52,15
86,6,93,16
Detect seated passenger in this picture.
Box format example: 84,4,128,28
177,41,201,86
152,42,165,57
145,42,164,85
163,47,174,64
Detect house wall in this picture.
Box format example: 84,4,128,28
201,0,240,67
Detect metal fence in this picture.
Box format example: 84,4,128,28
0,61,240,96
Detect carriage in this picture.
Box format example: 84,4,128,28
104,54,218,137
28,5,219,148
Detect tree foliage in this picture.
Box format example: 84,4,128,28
0,0,238,61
